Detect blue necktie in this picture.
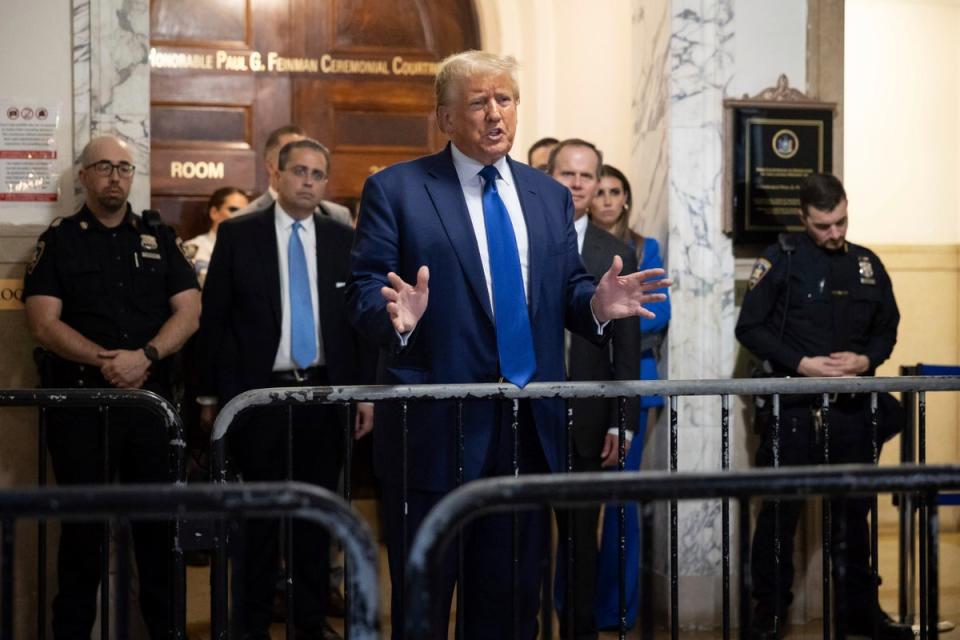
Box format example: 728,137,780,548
289,221,316,369
479,165,537,387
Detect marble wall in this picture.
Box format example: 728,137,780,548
633,0,816,627
668,0,738,624
72,0,151,208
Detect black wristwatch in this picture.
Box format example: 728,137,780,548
142,344,160,364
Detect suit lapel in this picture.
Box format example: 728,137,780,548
509,157,547,321
423,147,494,321
255,205,282,329
581,223,606,277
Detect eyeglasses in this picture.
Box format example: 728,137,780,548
287,165,328,182
85,160,136,178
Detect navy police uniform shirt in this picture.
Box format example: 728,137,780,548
23,204,198,352
735,232,899,376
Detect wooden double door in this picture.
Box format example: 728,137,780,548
150,0,480,239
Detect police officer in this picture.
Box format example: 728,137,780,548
23,135,200,639
736,173,910,640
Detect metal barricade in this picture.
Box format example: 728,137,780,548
0,388,185,640
209,375,960,639
0,481,379,640
899,364,960,630
406,464,959,640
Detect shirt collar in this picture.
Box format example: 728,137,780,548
574,215,588,236
79,203,137,231
274,201,315,232
450,143,514,189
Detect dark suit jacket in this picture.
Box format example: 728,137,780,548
347,144,608,491
199,204,368,402
568,223,641,460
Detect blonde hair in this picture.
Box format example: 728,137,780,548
435,51,520,106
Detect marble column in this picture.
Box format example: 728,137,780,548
633,0,738,627
668,0,736,624
72,0,151,209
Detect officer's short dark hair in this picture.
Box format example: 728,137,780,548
546,138,603,178
527,137,559,165
277,138,331,173
799,173,846,216
264,124,307,159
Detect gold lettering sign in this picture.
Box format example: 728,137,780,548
391,56,439,76
0,279,25,310
170,161,225,180
149,48,215,70
149,47,439,78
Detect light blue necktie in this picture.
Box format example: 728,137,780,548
479,165,537,387
289,221,316,369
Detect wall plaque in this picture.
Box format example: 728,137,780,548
724,75,836,246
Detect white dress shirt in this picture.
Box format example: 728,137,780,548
450,143,530,309
272,203,324,371
574,214,588,255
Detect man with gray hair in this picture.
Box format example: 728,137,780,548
348,51,669,639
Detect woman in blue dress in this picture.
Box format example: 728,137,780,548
589,164,670,629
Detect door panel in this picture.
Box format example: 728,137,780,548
151,0,477,239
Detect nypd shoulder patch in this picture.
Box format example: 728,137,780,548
748,258,772,290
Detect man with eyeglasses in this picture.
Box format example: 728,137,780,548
234,124,353,226
23,135,200,639
198,138,373,640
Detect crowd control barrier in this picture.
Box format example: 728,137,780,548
0,481,379,639
0,388,185,640
407,464,960,640
209,375,960,639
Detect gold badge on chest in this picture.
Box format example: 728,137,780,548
858,255,876,285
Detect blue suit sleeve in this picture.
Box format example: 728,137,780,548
638,238,670,335
346,173,407,352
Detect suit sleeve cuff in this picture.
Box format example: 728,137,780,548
606,427,633,441
592,308,610,335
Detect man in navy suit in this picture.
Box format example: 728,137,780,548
347,51,668,639
200,138,372,640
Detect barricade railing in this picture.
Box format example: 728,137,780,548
898,364,960,629
0,388,185,640
407,464,960,640
0,481,380,640
210,375,960,639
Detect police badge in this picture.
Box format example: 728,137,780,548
180,241,198,260
858,255,876,285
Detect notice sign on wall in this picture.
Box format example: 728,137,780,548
0,101,60,202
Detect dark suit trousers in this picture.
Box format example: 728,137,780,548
228,379,343,638
381,400,550,640
751,402,877,619
556,445,602,640
46,384,172,640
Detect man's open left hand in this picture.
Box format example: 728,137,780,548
591,255,671,323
